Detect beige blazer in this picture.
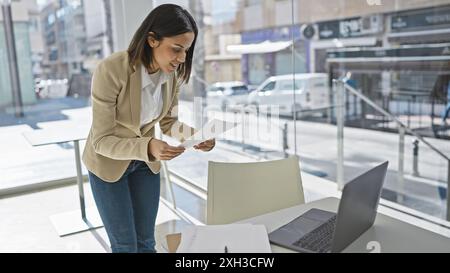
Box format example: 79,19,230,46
82,51,195,182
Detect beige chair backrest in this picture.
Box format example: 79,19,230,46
207,156,305,225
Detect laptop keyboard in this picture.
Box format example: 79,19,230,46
292,215,337,253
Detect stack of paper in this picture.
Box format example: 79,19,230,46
176,224,272,253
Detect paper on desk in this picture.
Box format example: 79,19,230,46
176,224,272,253
179,119,238,148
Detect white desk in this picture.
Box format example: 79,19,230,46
238,197,450,253
22,125,103,236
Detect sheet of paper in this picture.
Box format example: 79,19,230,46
178,139,205,149
178,119,238,148
176,224,272,253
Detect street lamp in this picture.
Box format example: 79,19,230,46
2,0,24,117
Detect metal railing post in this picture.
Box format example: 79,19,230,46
73,140,86,220
2,1,24,117
336,80,345,190
398,126,405,204
241,106,246,151
283,122,289,158
447,160,450,221
412,139,420,176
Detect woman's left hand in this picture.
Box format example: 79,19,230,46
194,139,215,152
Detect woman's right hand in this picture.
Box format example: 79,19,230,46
148,138,185,161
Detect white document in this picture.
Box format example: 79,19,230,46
176,224,272,253
178,138,205,149
179,119,238,148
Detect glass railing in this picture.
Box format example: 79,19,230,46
335,79,450,221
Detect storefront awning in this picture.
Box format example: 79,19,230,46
226,40,292,54
326,44,450,63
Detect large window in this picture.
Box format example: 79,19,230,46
1,0,449,229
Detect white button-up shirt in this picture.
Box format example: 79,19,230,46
140,65,168,128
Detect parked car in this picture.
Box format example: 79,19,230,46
205,81,249,111
35,79,69,99
247,73,330,117
34,78,43,98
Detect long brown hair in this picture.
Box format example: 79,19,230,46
127,4,198,84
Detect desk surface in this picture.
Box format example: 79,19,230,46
238,197,450,253
22,125,89,146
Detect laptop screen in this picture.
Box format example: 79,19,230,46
331,161,388,253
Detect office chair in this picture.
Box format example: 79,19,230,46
206,156,305,225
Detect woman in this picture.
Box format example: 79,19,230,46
432,74,450,124
82,4,215,253
443,78,450,124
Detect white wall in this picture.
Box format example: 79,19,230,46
109,0,154,52
275,0,291,27
243,4,263,31
84,0,105,39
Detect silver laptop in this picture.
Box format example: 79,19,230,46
268,161,388,253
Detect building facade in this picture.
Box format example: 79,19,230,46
40,0,87,79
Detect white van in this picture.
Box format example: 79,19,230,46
247,73,330,117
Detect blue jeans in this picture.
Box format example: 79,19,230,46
88,160,160,253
